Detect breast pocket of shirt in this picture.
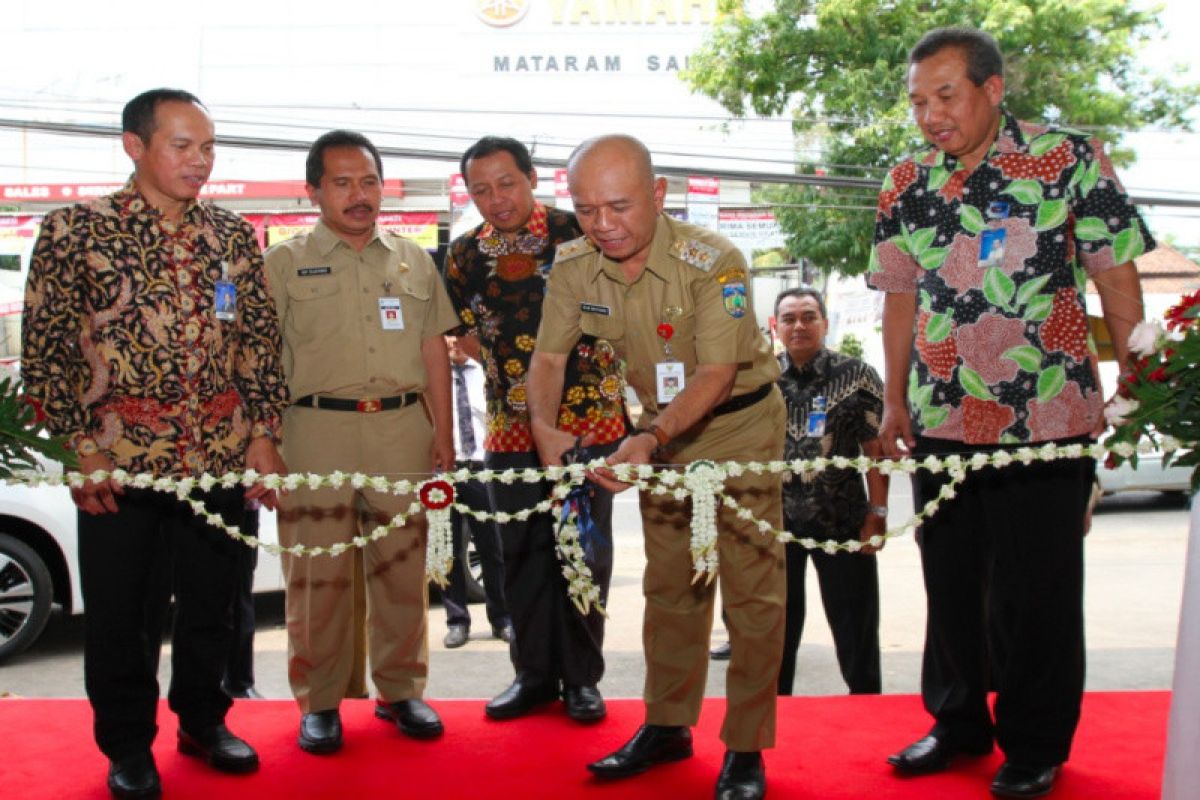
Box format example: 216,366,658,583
395,279,432,336
285,276,342,343
579,307,625,349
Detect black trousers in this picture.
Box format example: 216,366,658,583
485,448,614,688
79,487,245,760
778,534,881,696
222,507,259,695
912,436,1093,766
442,473,510,631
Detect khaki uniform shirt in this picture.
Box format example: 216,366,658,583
538,214,779,421
265,220,458,399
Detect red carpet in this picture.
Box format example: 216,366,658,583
1,693,1166,798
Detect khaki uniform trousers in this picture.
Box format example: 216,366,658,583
279,402,432,714
640,388,787,752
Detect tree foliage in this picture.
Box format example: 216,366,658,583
685,0,1197,276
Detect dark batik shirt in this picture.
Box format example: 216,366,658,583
21,181,289,476
443,202,626,453
779,348,883,538
868,110,1154,444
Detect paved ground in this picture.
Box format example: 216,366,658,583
0,483,1190,702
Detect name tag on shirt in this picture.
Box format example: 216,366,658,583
379,297,404,330
656,361,685,404
297,266,332,277
214,280,236,322
581,302,611,316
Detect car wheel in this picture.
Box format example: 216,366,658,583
0,532,54,663
460,535,487,605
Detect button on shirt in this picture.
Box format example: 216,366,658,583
266,220,458,400
21,181,289,477
537,214,779,418
778,349,883,537
868,111,1155,444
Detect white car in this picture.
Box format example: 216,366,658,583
1096,442,1192,497
0,475,284,663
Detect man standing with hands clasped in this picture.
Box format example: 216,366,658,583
22,88,290,798
443,136,625,724
528,134,786,800
266,130,457,755
772,288,887,698
870,27,1150,798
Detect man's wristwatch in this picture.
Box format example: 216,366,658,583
867,505,888,518
637,423,670,448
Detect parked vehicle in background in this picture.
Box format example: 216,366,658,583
1096,436,1192,498
0,474,284,663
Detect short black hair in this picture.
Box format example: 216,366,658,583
909,26,1004,86
774,287,827,319
459,136,534,182
306,130,384,188
121,88,205,143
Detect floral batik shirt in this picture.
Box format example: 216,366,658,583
779,349,883,538
868,111,1155,445
443,203,627,453
21,181,290,476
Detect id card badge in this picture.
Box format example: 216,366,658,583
379,297,404,330
979,200,1009,268
979,228,1007,268
214,279,236,322
656,361,685,404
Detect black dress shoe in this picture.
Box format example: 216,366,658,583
587,724,694,779
177,723,259,774
375,698,444,739
222,683,265,700
492,622,515,643
716,750,766,800
563,684,607,723
710,642,732,660
991,762,1060,798
298,709,343,754
444,623,469,648
107,751,161,799
485,678,560,720
887,732,991,774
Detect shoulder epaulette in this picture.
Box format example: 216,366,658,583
555,236,596,261
668,237,722,272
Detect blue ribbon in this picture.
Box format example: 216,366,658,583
558,480,605,561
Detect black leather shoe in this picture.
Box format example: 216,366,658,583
177,723,259,773
492,622,515,643
563,684,607,723
587,725,693,779
375,698,444,739
991,762,1060,798
298,709,343,754
710,642,732,660
715,750,766,800
444,623,469,648
887,732,992,774
222,683,264,700
485,678,559,720
107,751,161,799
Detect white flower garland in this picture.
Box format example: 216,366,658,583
6,442,1111,592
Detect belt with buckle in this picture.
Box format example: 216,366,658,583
710,383,773,417
293,393,421,413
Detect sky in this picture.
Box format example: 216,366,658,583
0,0,1196,245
